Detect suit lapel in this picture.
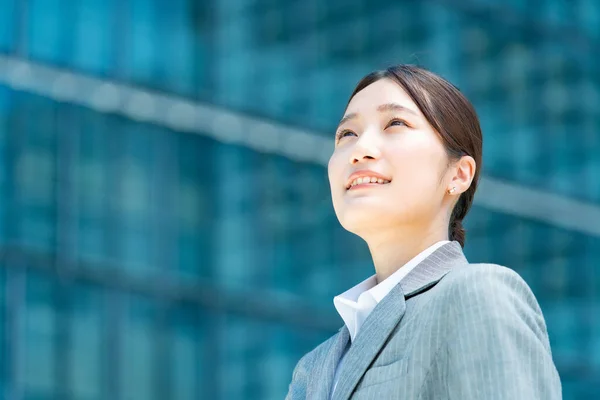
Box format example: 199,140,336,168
331,282,407,400
331,241,467,400
307,326,350,399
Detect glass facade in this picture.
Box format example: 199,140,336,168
0,0,598,399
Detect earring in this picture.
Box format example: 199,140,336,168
448,187,456,194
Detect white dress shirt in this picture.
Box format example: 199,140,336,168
330,240,450,397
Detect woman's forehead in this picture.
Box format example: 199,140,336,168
345,79,420,116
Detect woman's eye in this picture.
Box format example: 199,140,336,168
388,119,408,127
336,130,356,140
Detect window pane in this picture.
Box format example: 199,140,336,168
119,294,157,400
20,272,57,399
69,284,103,400
0,0,16,52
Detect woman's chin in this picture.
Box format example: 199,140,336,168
339,209,398,233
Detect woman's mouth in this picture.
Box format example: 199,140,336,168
347,177,391,190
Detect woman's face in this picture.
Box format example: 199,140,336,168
328,78,452,236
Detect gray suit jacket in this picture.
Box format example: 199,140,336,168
286,241,562,399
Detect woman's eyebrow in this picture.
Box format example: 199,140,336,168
376,102,418,115
338,112,358,127
338,103,419,128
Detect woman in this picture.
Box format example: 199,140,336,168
286,65,561,399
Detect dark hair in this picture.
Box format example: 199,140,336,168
347,65,483,248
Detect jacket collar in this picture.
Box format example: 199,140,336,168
400,240,467,299
310,240,467,400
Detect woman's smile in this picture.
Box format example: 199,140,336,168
347,180,391,191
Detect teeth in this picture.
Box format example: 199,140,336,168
348,177,391,188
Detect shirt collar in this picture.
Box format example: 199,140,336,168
333,240,450,339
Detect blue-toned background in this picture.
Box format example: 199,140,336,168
0,0,598,399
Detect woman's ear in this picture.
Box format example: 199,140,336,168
448,155,476,195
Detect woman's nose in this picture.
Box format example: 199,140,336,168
349,134,381,164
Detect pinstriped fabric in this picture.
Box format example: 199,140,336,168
285,241,562,400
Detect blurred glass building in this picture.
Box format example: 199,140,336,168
0,0,599,399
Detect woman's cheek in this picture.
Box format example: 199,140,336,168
327,152,343,186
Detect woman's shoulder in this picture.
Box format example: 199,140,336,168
431,261,548,326
431,261,551,351
443,262,530,289
433,262,541,309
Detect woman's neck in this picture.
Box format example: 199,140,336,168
366,230,449,283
